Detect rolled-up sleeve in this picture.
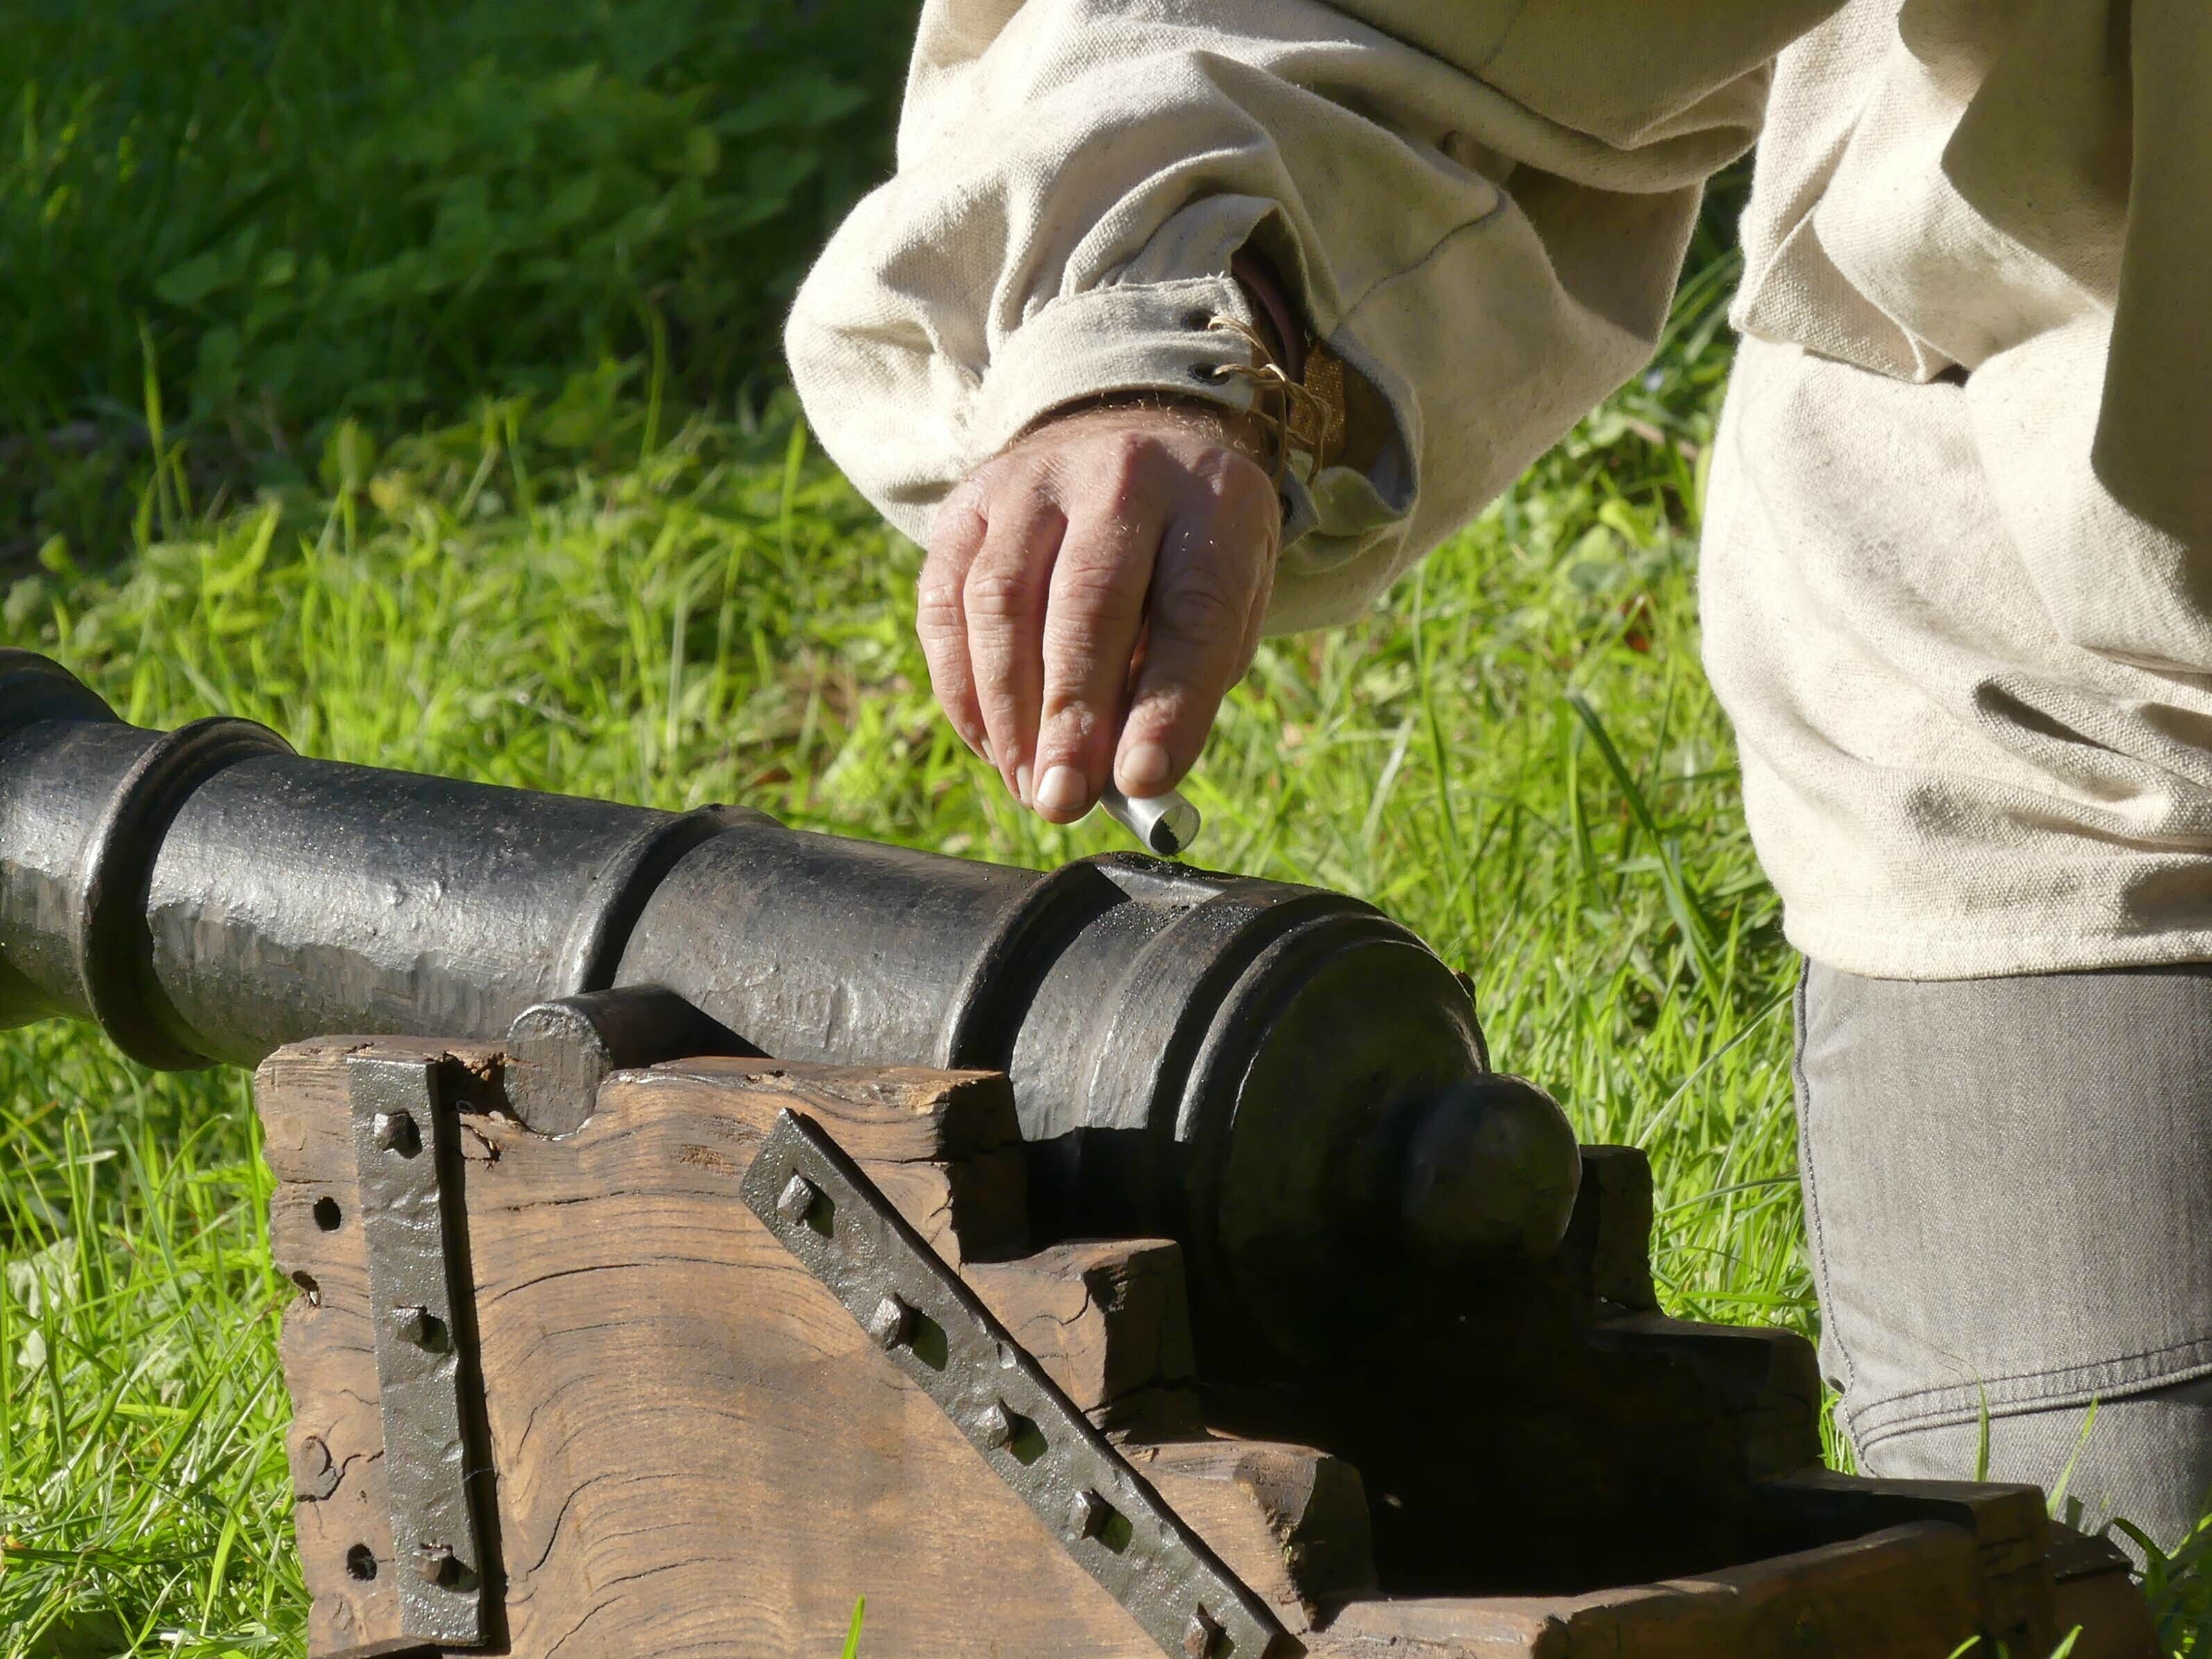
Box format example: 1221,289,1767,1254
787,0,1833,632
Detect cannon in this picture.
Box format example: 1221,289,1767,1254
0,650,2156,1658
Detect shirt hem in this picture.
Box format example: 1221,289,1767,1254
1785,912,2212,983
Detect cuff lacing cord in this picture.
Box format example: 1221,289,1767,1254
1204,315,1348,490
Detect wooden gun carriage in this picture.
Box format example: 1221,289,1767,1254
0,651,2158,1658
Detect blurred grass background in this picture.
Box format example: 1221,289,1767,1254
2,0,900,429
0,3,2204,1655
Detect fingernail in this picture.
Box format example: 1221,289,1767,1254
1119,741,1172,796
1036,764,1087,818
1015,763,1034,806
978,737,995,767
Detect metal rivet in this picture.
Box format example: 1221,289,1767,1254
1069,1488,1111,1540
372,1110,420,1155
775,1173,820,1228
974,1400,1016,1450
1183,1608,1222,1657
866,1294,914,1350
393,1305,438,1349
415,1545,460,1588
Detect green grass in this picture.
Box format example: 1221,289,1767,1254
0,0,905,445
0,10,2207,1652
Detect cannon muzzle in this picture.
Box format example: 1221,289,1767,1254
0,648,1578,1358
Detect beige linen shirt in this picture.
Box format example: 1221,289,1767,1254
788,0,2212,980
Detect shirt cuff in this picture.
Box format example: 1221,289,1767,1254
971,274,1267,455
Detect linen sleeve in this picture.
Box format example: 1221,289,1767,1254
786,0,1835,633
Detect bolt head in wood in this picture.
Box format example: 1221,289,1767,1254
865,1293,914,1350
372,1109,420,1156
1183,1608,1222,1658
1068,1488,1111,1541
414,1545,460,1588
775,1173,820,1228
973,1400,1016,1450
393,1305,438,1349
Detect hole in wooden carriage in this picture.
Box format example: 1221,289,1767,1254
344,1544,377,1582
289,1271,321,1307
311,1196,342,1230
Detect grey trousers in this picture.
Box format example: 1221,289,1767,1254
1797,960,2212,1549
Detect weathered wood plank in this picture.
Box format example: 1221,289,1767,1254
1309,1599,1568,1657
458,1089,1158,1659
257,1039,2154,1659
1754,1465,2055,1648
2046,1528,2163,1659
1560,1146,1658,1314
1319,1523,1980,1658
611,1057,1022,1161
282,1294,397,1655
597,1061,1029,1262
259,1042,1142,1658
1136,1439,1378,1631
260,1038,506,1651
257,1037,507,1188
1557,1522,1980,1656
967,1240,1195,1416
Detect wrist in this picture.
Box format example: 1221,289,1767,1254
1011,392,1274,473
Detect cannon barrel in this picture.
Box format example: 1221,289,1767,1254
0,649,1578,1357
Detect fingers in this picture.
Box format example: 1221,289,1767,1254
921,405,1280,825
1115,459,1279,799
962,489,1065,802
1029,476,1173,824
918,483,990,762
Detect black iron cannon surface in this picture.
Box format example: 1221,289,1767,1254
0,649,1577,1363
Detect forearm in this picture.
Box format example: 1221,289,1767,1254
789,0,1837,826
788,0,1824,621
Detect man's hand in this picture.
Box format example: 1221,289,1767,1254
918,400,1280,823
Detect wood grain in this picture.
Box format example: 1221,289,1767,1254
610,1056,1022,1160
1317,1522,1979,1658
452,1081,1158,1658
260,1041,1154,1658
260,1037,505,1653
1134,1439,1378,1630
968,1239,1199,1436
596,1060,1030,1263
1754,1465,2055,1649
